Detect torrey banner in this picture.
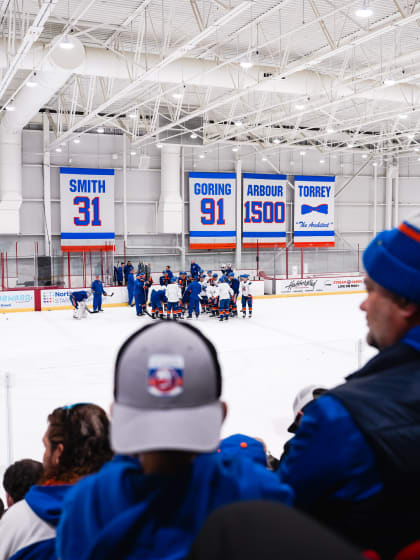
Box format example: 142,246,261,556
242,173,287,248
294,175,335,247
60,168,115,252
189,172,236,249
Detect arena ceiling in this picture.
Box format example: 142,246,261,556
1,0,420,165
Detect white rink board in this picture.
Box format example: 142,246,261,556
274,276,365,295
0,290,34,312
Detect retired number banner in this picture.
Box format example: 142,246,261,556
242,173,287,248
189,172,236,249
60,168,115,252
294,175,335,247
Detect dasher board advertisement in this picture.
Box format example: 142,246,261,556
242,173,287,248
189,172,236,250
60,168,115,252
294,175,335,247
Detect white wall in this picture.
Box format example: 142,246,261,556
1,128,420,276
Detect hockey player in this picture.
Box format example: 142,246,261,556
165,265,174,280
225,263,233,276
184,277,202,318
218,276,234,321
69,290,90,319
240,274,253,318
150,286,167,319
91,276,107,313
207,279,218,317
127,270,135,307
134,273,146,316
229,272,240,316
166,277,182,320
190,260,201,279
200,277,209,313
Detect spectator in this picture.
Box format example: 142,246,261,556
0,404,113,560
165,265,173,279
124,261,133,285
116,263,124,286
187,501,362,560
3,459,43,507
218,434,268,467
277,214,420,558
56,322,293,560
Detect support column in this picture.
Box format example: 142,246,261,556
157,144,183,233
235,157,242,270
393,163,399,227
180,146,186,272
43,113,51,256
0,128,22,234
385,164,395,230
122,134,128,245
373,164,377,237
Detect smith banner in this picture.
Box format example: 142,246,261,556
60,168,115,252
294,175,335,247
242,173,287,248
189,172,236,249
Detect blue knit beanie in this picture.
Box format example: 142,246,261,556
218,434,267,467
363,215,420,303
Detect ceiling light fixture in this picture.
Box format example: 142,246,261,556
130,151,136,156
97,127,104,133
173,93,182,99
73,138,80,144
273,138,280,144
399,114,408,119
384,77,396,86
55,147,62,153
326,128,335,134
5,104,15,112
356,1,373,18
59,35,75,50
320,159,325,163
362,154,368,159
414,147,420,152
128,112,137,119
300,151,306,156
240,60,253,69
199,154,205,159
190,132,198,139
347,143,354,148
372,162,378,167
262,157,267,161
26,79,37,88
156,142,163,148
234,120,243,127
295,104,305,110
232,146,239,152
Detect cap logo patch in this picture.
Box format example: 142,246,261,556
148,354,184,397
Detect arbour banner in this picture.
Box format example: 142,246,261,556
242,173,287,248
189,172,236,249
60,168,115,252
294,175,335,247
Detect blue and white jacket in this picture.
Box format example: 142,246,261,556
0,484,73,560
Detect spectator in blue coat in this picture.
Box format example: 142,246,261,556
0,404,112,560
277,213,420,558
190,260,200,278
56,322,293,560
184,278,202,318
123,261,133,285
91,275,107,312
127,270,135,307
116,263,124,286
165,265,173,279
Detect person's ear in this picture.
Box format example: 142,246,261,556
221,401,228,421
53,443,64,465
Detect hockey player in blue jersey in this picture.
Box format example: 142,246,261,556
134,273,146,316
91,276,107,313
190,260,201,278
69,290,91,319
240,274,253,318
150,286,167,319
229,271,240,316
127,270,135,307
184,277,202,318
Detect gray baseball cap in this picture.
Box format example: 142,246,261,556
111,322,224,454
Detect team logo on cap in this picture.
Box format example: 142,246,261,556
148,354,184,397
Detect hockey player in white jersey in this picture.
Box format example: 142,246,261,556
240,274,253,318
218,276,234,321
165,277,182,319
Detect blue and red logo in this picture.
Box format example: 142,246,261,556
148,354,184,397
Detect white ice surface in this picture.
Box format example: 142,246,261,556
0,293,376,493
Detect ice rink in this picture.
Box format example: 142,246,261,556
0,292,375,480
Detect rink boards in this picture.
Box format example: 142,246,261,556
0,277,365,313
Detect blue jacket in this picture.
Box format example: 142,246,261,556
278,326,420,558
70,291,89,303
165,270,174,279
91,280,105,295
0,485,73,560
117,267,124,282
57,454,292,560
134,279,146,301
124,264,133,279
151,288,167,306
185,280,201,300
230,278,240,295
190,263,200,278
127,273,135,289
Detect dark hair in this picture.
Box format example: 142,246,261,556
3,459,43,503
0,498,4,518
42,404,113,483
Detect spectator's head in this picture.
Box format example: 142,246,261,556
128,261,132,265
288,385,327,433
111,322,226,474
41,404,113,484
362,214,420,349
218,435,267,467
3,459,43,507
121,262,124,266
95,275,100,280
166,265,171,270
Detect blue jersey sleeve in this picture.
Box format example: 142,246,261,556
277,395,382,507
